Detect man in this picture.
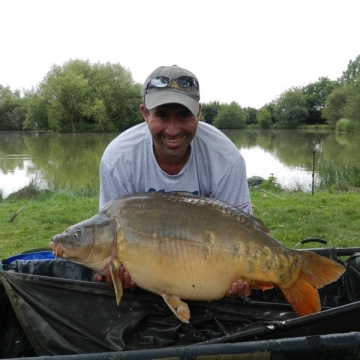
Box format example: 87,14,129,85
99,65,252,297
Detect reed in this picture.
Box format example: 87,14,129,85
317,159,360,190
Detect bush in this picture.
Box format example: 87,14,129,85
213,102,246,129
336,118,355,133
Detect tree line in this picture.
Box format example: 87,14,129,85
1,56,360,132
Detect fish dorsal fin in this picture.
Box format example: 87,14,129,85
164,191,270,234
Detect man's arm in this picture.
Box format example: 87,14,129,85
213,155,252,214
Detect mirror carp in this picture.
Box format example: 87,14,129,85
50,191,345,323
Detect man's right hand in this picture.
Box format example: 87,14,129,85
94,266,136,290
226,279,251,297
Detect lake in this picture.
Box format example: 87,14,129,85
1,129,359,198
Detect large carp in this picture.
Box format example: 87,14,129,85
50,191,345,323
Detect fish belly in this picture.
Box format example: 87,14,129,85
108,192,292,300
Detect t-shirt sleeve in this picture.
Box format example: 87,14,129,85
212,155,252,214
99,160,129,209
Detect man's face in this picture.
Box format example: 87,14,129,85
140,103,201,162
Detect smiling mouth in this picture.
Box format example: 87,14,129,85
165,136,183,144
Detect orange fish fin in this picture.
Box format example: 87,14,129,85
249,282,274,291
280,251,345,316
297,250,345,289
279,274,321,316
109,260,123,305
162,294,190,323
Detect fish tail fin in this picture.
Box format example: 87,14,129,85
279,251,345,316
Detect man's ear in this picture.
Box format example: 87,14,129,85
197,104,202,121
140,104,149,122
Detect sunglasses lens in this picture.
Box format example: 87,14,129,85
176,76,195,88
147,76,198,92
150,76,169,87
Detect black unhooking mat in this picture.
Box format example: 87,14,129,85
1,246,360,359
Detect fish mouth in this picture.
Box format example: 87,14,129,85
49,240,64,257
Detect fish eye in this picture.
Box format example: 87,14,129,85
72,229,81,239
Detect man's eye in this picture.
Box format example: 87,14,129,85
180,113,191,119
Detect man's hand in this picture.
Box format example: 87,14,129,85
119,266,136,289
94,266,136,290
226,279,251,297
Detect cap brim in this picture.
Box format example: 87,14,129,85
145,90,199,116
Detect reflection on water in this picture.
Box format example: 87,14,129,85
241,147,315,191
0,131,119,198
1,129,360,198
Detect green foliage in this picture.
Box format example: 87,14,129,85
335,118,355,133
322,71,360,126
243,107,258,125
24,59,142,132
0,85,26,130
2,54,360,132
274,88,308,128
213,102,246,129
339,55,360,85
23,88,49,130
321,86,349,125
256,107,272,128
302,77,338,125
342,79,360,123
260,174,282,192
201,101,220,124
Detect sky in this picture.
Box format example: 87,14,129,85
1,0,359,109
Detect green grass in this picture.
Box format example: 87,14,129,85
0,185,359,260
0,189,99,259
250,187,360,249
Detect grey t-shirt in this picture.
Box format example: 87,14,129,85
99,121,252,213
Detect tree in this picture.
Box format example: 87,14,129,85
321,86,349,125
0,85,25,130
342,78,360,123
274,89,308,128
201,101,220,124
302,77,338,125
243,107,258,125
41,61,91,131
23,88,49,130
213,102,246,129
339,55,360,85
257,107,272,129
87,62,142,131
31,59,143,132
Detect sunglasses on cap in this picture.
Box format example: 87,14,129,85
146,76,199,93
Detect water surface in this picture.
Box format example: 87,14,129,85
1,129,359,198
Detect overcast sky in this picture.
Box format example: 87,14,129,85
1,0,359,109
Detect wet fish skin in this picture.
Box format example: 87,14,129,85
50,191,345,323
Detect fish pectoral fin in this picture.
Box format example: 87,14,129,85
250,282,274,291
109,260,123,306
161,294,190,323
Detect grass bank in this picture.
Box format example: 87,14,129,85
0,184,359,259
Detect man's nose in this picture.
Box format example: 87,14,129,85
166,119,180,135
